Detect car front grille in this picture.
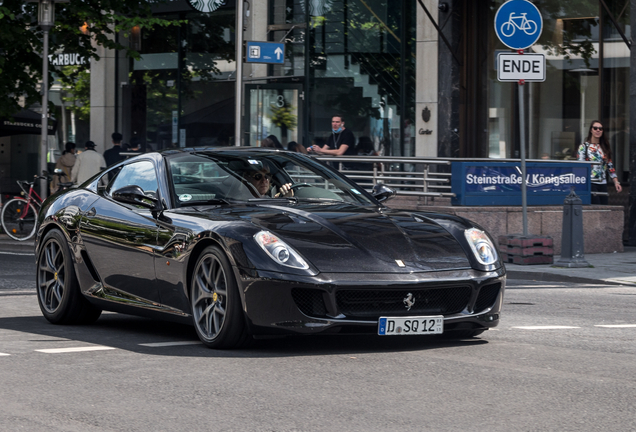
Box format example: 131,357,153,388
474,283,501,312
335,287,472,318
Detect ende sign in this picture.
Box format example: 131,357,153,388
497,53,545,82
451,162,591,206
48,53,88,67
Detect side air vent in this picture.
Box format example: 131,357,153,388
474,283,501,313
81,249,101,282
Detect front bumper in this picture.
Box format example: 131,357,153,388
236,267,506,336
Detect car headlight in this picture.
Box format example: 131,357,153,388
464,228,498,265
254,231,309,270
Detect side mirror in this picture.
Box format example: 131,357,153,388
112,185,159,210
372,183,396,203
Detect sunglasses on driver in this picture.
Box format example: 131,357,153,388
250,172,272,181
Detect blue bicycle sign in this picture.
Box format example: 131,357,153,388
495,0,543,50
500,13,538,37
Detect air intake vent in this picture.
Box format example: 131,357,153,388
292,288,328,317
475,283,501,312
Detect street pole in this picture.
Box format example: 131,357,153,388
629,0,636,244
518,80,528,237
40,25,50,200
234,0,244,146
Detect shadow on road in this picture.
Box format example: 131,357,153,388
0,312,489,358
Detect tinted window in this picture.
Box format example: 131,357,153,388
167,151,374,206
108,161,159,197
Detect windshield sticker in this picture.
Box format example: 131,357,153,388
179,194,192,202
248,159,261,165
350,189,361,195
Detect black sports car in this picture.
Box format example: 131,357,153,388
35,148,505,348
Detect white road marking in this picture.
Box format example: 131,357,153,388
139,341,202,347
510,284,604,288
595,324,636,328
0,353,10,356
512,326,580,330
0,251,34,256
35,346,115,354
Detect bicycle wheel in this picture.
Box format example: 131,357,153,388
1,198,38,241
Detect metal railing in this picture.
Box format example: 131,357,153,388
315,155,600,200
315,156,453,201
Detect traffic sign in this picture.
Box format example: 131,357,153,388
494,0,543,50
245,41,285,64
497,53,545,82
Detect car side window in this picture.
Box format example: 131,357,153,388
108,161,159,198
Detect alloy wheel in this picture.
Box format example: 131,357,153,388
38,239,66,313
192,253,228,341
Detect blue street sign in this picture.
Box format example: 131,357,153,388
245,41,285,64
494,0,543,50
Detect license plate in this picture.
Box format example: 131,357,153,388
378,316,443,336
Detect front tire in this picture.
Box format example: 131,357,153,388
36,229,102,324
191,246,247,349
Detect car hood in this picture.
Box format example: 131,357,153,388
228,202,471,273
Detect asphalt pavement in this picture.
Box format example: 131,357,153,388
2,233,635,286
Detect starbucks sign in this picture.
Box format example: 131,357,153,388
188,0,225,13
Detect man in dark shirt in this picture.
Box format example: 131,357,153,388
104,132,125,167
310,115,356,157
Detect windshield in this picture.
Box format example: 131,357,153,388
167,150,375,207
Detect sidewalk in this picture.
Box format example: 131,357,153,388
505,246,636,286
1,234,635,285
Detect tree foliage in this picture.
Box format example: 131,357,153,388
0,0,180,118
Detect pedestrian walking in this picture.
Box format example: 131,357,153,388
71,141,107,186
50,142,76,193
104,132,125,167
577,120,622,205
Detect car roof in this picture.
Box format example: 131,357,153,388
161,147,292,156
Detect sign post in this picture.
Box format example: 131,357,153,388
495,0,543,237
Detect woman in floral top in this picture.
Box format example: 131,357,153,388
577,120,622,205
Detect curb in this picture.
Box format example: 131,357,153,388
507,270,627,286
0,239,35,254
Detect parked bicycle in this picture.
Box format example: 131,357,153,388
1,170,73,241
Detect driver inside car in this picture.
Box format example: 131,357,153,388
243,166,294,198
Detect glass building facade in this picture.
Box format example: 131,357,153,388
113,0,416,156
104,0,630,178
1,0,629,184
1,0,630,206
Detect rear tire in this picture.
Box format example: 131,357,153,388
191,246,247,349
36,229,102,324
1,198,38,241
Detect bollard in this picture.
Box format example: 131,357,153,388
553,188,591,268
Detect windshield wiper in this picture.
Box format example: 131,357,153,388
294,197,343,203
185,198,230,205
248,196,298,204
